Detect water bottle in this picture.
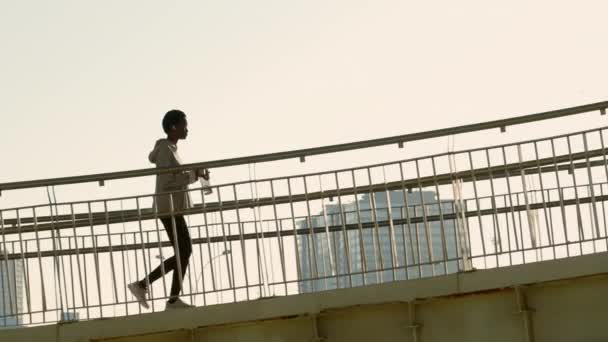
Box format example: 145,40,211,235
200,178,213,195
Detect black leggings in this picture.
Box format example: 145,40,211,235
145,215,192,299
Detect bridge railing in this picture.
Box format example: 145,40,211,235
1,103,608,327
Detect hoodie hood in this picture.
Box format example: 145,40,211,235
148,138,173,163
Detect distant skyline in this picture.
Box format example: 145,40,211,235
0,254,24,327
297,190,460,293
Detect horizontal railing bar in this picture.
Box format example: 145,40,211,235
3,179,600,246
1,101,606,192
5,178,602,239
6,176,584,243
3,147,605,233
1,124,605,215
4,176,603,244
3,191,606,260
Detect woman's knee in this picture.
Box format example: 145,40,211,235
176,217,192,257
181,242,192,257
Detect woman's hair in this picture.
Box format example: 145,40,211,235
162,109,186,134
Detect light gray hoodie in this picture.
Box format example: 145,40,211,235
148,139,197,215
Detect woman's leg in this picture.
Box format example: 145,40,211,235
129,216,183,308
168,216,192,301
139,217,180,287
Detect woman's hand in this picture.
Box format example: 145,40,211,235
197,168,210,180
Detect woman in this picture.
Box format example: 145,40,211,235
128,109,209,310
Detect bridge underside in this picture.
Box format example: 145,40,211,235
1,252,606,342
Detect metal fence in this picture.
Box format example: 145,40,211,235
1,104,608,327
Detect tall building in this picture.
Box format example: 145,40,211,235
0,253,24,328
61,311,80,322
297,190,467,293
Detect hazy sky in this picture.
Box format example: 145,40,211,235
2,1,608,321
1,0,608,205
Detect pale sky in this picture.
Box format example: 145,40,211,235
1,1,608,321
0,0,607,205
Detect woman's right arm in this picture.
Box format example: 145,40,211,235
156,144,197,187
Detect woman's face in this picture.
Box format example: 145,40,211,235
173,117,189,140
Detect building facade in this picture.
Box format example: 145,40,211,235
0,254,24,328
297,190,467,293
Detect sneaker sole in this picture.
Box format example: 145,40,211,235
128,284,150,309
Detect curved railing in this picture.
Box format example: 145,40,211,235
0,102,607,327
0,101,606,193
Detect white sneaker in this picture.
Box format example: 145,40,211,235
128,282,150,309
165,298,194,310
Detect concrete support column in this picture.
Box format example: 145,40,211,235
405,301,421,342
311,314,325,342
514,286,535,342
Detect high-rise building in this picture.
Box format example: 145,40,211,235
297,190,466,293
61,311,80,322
0,253,24,328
